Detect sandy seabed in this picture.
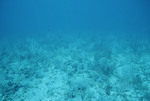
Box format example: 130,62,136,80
0,32,150,101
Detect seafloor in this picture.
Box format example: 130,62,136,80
0,31,150,101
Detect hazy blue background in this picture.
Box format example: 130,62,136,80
0,0,150,35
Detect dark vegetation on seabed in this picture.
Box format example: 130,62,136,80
0,0,150,101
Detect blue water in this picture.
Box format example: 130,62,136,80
0,0,150,101
0,0,150,34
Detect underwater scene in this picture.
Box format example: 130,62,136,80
0,0,150,101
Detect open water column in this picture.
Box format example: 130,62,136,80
0,0,150,101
